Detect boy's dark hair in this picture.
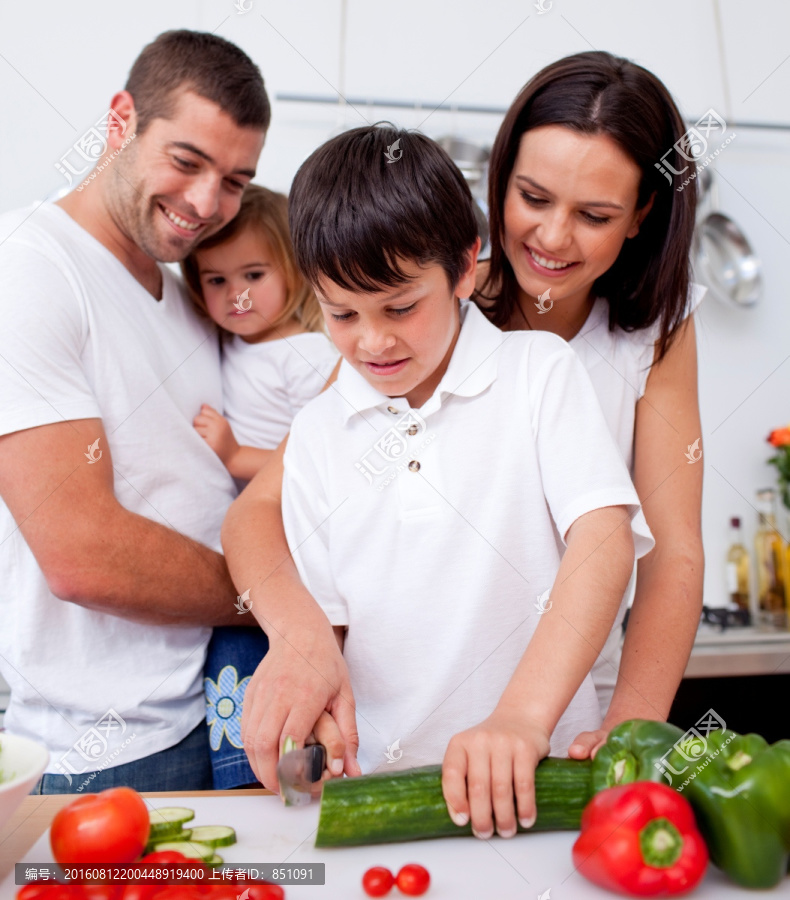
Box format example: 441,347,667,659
478,51,697,363
125,30,270,135
289,124,478,293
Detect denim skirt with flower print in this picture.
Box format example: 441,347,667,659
204,625,269,788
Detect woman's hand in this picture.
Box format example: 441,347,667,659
569,728,609,760
441,711,551,840
194,403,239,467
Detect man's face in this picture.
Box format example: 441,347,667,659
108,89,265,263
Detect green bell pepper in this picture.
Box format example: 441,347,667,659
592,719,790,889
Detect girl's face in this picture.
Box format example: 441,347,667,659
502,125,653,314
194,227,290,343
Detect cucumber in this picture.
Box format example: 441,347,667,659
188,826,237,848
315,759,592,847
204,854,224,868
152,841,215,861
144,829,192,855
149,807,195,838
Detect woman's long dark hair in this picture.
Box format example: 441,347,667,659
477,51,697,362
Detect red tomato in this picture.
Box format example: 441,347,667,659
396,864,430,896
362,866,394,897
50,787,150,866
118,887,156,900
16,888,78,900
244,887,285,900
80,888,120,900
137,852,191,866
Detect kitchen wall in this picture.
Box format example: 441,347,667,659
0,0,789,635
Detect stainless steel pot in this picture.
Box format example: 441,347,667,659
694,171,762,308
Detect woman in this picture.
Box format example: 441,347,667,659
223,50,703,795
474,51,703,758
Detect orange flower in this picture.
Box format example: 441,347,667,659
768,425,790,447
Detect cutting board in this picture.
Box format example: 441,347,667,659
0,794,781,899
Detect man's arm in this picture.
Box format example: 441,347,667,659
0,417,239,625
224,437,359,792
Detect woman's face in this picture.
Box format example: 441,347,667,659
502,125,652,312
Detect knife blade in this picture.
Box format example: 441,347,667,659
276,742,326,806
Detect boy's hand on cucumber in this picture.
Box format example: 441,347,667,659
441,711,551,840
194,403,240,467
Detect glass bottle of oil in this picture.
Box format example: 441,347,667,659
725,516,751,621
754,489,787,629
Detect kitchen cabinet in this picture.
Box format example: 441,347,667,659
718,0,790,125
341,0,726,118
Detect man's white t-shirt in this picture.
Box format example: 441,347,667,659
222,332,339,450
571,285,706,713
282,301,654,773
0,203,237,775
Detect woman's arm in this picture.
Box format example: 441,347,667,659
571,315,704,756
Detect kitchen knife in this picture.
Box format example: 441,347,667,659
276,741,326,806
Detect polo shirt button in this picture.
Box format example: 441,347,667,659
387,406,399,414
407,425,419,436
408,460,421,472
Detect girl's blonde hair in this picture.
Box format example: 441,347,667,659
181,184,325,335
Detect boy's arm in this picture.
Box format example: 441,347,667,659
226,436,359,793
442,504,635,839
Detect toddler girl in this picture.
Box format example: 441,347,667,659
181,184,338,787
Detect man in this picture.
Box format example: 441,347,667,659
0,30,269,792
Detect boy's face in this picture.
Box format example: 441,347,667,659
316,252,477,409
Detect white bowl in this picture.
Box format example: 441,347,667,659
0,732,49,831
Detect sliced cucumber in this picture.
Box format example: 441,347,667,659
204,854,224,868
187,826,237,848
148,806,196,838
152,840,214,861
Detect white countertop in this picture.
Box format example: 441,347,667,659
685,624,790,677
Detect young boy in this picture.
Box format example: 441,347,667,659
281,125,654,839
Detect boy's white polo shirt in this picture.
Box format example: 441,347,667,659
283,301,654,773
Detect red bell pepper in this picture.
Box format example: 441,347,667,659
572,782,708,897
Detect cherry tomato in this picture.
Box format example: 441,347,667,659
362,866,394,897
50,787,149,866
244,886,285,900
396,864,430,896
137,852,191,866
16,888,78,900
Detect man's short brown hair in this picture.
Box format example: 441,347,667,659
125,30,270,135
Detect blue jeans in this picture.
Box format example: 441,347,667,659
203,625,269,789
33,721,213,794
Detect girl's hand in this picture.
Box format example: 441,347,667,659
194,403,239,466
569,728,609,760
441,712,551,840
